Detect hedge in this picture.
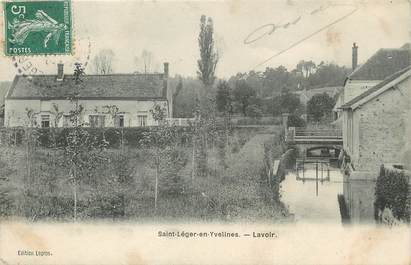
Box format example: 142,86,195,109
374,165,411,223
0,127,193,148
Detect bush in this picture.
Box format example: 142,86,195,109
0,127,171,148
287,114,306,128
245,104,263,119
338,194,350,224
307,92,335,122
374,165,410,223
0,127,25,145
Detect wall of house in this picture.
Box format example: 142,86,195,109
343,80,381,104
342,109,359,161
400,84,411,169
356,77,411,173
4,99,41,127
4,98,168,127
342,76,411,223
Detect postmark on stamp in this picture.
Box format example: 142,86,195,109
3,0,72,56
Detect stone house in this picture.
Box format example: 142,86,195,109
333,43,410,121
4,62,173,128
339,66,411,222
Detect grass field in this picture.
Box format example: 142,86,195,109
0,126,290,222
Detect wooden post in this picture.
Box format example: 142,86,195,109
302,159,305,182
321,161,323,183
327,163,330,180
316,161,319,196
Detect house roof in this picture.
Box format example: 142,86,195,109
6,73,167,100
341,66,411,109
348,48,410,80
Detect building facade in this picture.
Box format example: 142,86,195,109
4,63,173,128
340,66,411,222
334,43,410,120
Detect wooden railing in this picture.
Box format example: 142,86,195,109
287,127,342,142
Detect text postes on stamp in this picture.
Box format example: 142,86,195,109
4,0,72,56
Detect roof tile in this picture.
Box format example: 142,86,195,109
7,74,166,99
341,66,411,109
349,48,410,80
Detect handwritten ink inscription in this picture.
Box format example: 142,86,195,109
244,4,358,68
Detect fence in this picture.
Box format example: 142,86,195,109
294,127,342,137
166,118,195,126
287,127,342,142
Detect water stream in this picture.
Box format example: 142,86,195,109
281,167,343,223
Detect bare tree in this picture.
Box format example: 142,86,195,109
92,49,115,74
134,49,159,74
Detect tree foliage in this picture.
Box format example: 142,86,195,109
287,114,306,128
306,92,335,122
375,165,410,223
216,81,232,114
271,89,302,116
296,60,316,78
197,15,218,88
233,80,256,116
245,104,263,120
307,63,350,88
173,60,348,118
140,104,189,212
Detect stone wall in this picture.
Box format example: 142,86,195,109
343,170,376,223
342,76,411,223
356,77,411,173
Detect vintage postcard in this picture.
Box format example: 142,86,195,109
0,0,410,264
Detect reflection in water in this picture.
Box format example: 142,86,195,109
281,168,343,223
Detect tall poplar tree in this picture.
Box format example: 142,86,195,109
194,15,219,178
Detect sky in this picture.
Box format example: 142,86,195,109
0,0,410,81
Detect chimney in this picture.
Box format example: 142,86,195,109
162,62,169,98
352,43,358,70
57,63,64,81
163,62,169,78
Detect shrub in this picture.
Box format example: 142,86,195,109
287,114,306,128
0,127,161,148
245,104,263,119
0,128,25,145
338,194,350,224
374,165,410,223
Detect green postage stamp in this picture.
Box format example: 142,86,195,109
3,0,72,56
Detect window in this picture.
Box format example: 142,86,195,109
63,114,72,127
89,115,106,128
114,115,124,127
137,115,147,127
41,115,50,128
